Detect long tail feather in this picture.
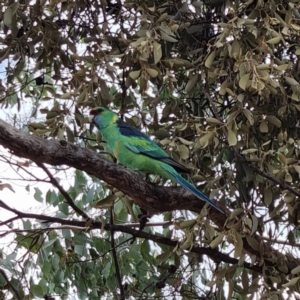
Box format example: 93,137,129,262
164,168,225,214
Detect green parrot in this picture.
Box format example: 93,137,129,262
89,107,224,214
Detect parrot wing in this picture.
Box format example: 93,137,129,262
117,120,190,174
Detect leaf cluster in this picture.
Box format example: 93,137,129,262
1,0,300,299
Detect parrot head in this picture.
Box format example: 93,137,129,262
89,107,119,129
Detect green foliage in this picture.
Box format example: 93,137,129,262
33,187,43,203
1,0,300,299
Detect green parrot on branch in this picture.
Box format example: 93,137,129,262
90,107,224,214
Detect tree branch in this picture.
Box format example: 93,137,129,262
0,268,22,300
110,208,125,300
0,200,262,273
36,162,90,220
234,151,300,199
204,87,300,199
0,118,227,227
0,119,299,275
202,88,300,272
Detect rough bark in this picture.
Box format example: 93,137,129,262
0,119,227,223
0,119,298,274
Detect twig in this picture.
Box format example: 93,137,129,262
0,200,263,273
138,282,154,300
0,216,20,227
0,155,48,182
67,237,134,264
260,236,300,247
120,221,173,228
235,152,300,199
203,89,221,122
203,88,300,200
110,208,125,300
0,225,90,236
36,162,90,220
0,268,22,300
0,200,86,226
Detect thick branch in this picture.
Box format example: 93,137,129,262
0,119,299,274
0,119,227,227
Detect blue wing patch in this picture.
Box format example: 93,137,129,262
117,119,150,140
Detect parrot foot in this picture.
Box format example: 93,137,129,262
138,208,149,230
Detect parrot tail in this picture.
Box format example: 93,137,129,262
164,168,225,214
